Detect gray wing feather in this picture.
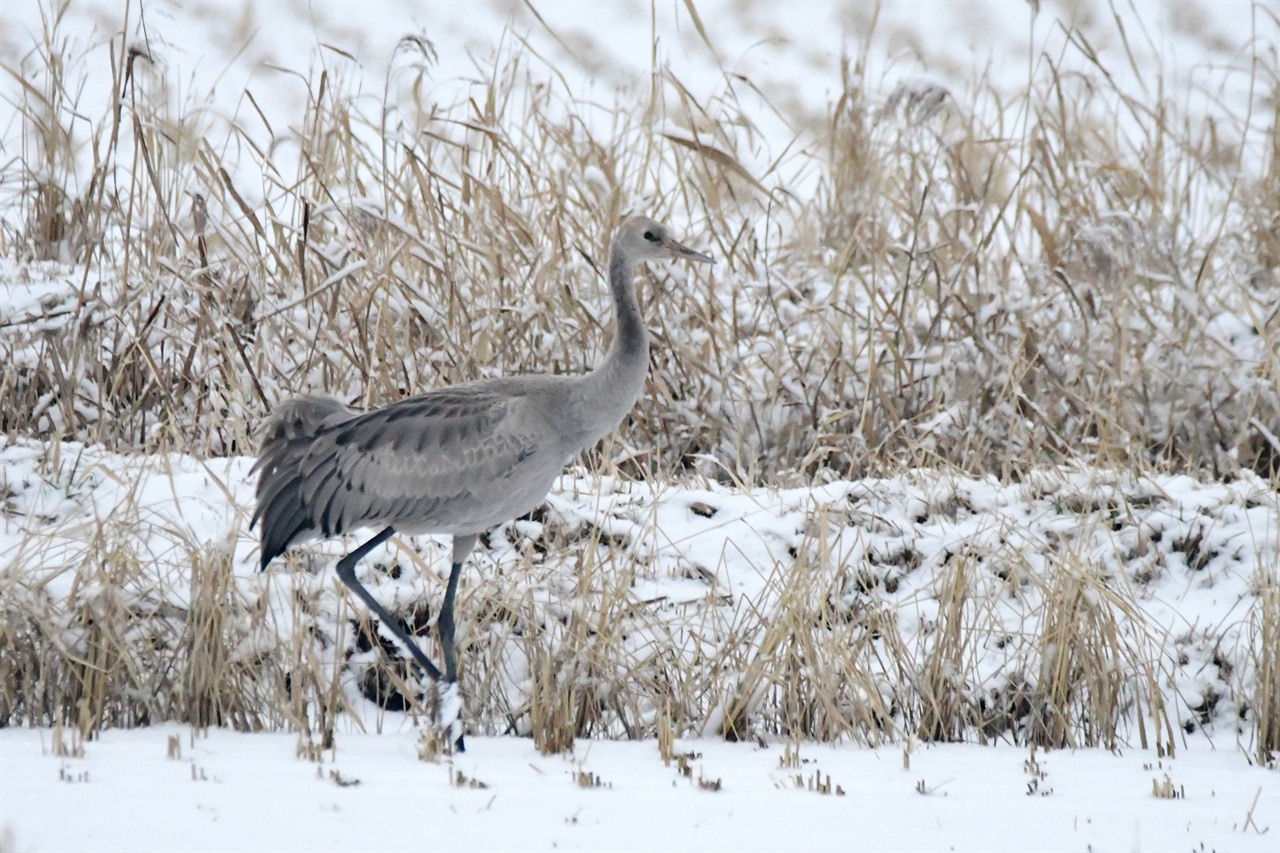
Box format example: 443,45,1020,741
296,389,540,532
254,383,564,568
315,393,491,484
252,394,358,486
255,394,358,453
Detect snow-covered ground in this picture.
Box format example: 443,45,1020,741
2,726,1277,852
1,434,1277,849
2,434,1275,735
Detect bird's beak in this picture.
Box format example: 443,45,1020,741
663,237,715,265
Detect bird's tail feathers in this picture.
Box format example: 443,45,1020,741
252,395,355,563
254,395,357,458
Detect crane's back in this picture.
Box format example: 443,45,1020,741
252,376,598,568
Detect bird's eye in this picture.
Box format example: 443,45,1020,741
643,230,659,243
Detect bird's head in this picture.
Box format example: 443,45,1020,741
615,216,715,266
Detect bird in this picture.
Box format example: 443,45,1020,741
251,216,714,750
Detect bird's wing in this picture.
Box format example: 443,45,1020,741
295,385,545,537
252,394,359,487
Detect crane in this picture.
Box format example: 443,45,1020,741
252,216,714,751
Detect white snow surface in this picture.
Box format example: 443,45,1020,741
1,726,1277,852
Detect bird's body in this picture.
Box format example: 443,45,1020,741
251,216,713,750
255,374,607,559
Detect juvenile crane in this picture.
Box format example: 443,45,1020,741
252,216,713,750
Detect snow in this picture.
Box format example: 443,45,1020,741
2,726,1276,852
1,425,1276,846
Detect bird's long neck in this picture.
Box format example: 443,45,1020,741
604,244,648,375
574,241,649,445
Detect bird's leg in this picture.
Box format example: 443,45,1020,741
437,561,463,682
432,568,468,747
432,533,476,752
433,680,464,754
334,526,443,683
431,560,466,751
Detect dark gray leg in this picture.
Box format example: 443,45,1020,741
436,560,466,752
437,561,464,682
334,526,443,683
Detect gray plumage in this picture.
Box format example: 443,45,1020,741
250,215,713,747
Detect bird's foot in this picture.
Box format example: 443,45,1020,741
418,680,465,760
437,680,465,752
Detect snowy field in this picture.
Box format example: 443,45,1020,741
2,726,1277,852
2,0,1279,851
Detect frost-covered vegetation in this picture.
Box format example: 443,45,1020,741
0,1,1276,761
4,3,1276,481
3,441,1276,759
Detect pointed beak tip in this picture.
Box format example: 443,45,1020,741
678,248,716,265
663,237,715,266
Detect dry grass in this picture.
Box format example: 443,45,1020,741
1,2,1276,754
1251,578,1279,763
0,443,1269,755
3,3,1277,479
